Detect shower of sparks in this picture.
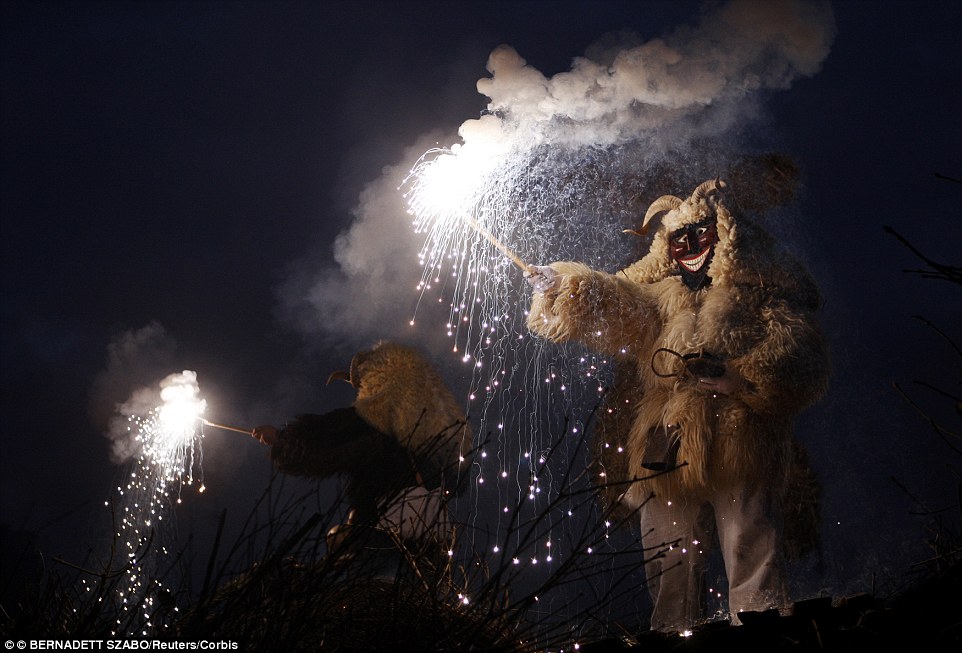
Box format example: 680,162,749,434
401,126,645,589
107,370,208,635
150,371,208,479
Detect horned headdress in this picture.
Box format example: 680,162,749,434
640,177,729,235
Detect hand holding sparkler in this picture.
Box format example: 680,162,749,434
524,265,561,294
251,425,278,446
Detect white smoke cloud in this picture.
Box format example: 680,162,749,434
88,321,181,463
276,134,453,351
473,0,835,148
107,385,169,464
282,0,835,347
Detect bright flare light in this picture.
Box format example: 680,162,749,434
406,144,491,224
105,370,209,635
149,371,208,478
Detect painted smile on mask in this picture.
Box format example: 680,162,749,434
678,246,712,272
669,219,718,289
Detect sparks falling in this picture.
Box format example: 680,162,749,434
402,124,633,577
147,370,208,480
106,370,208,635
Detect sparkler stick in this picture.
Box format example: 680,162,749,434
464,214,532,274
405,147,533,275
200,419,253,436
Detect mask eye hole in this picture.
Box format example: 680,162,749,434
672,234,688,246
695,226,708,237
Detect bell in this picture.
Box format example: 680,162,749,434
642,426,682,471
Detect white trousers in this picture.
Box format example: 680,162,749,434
640,488,788,632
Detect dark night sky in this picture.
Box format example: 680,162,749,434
1,0,960,617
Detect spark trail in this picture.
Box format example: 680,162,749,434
98,370,208,635
402,128,639,580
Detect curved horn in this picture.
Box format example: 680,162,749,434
326,370,352,386
348,353,361,389
327,350,365,388
640,195,683,234
690,177,727,204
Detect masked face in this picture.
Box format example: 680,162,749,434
668,219,718,290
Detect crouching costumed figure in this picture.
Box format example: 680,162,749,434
253,341,471,574
525,179,830,632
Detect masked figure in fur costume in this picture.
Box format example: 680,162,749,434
525,179,830,632
252,341,471,564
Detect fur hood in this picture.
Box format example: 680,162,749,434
333,341,472,467
623,179,821,311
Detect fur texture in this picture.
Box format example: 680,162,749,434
528,180,830,507
345,341,473,493
271,409,420,523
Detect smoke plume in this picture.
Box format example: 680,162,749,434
89,321,180,463
282,0,835,347
276,134,452,351
476,0,834,147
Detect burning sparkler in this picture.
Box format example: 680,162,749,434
101,369,252,635
404,142,532,277
107,371,206,633
147,370,207,478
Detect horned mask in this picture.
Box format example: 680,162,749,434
641,178,729,290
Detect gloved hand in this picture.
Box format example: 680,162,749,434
684,352,725,379
695,366,746,396
251,425,278,446
525,265,560,294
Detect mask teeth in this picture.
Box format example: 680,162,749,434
681,247,710,271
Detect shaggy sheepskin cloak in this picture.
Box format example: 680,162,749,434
527,180,830,540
